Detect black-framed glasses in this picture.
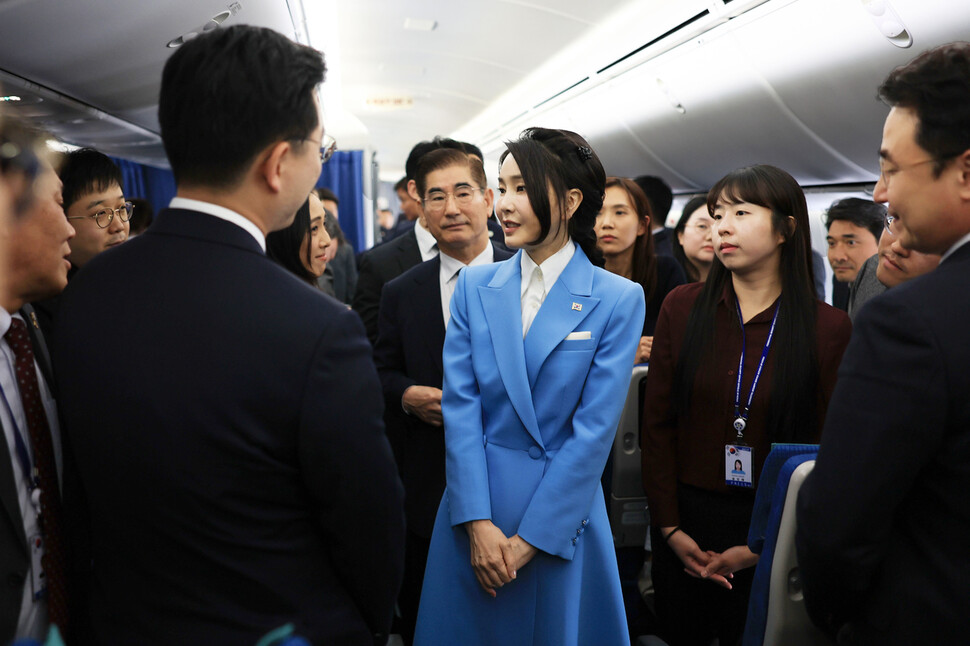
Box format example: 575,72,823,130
422,187,485,213
302,134,337,164
67,201,133,229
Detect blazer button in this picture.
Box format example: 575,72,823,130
528,446,543,460
571,537,577,545
581,519,588,526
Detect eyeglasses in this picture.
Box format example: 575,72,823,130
67,201,133,228
686,222,711,233
422,187,485,213
878,158,935,186
884,214,897,237
302,134,337,164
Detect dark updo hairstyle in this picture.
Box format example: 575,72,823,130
267,197,315,285
672,195,710,282
500,127,605,266
674,165,819,444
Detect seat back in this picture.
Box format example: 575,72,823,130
743,448,830,646
609,365,650,548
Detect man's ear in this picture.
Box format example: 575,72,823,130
408,179,420,202
955,148,970,201
260,141,292,194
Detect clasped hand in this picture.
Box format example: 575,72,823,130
664,527,759,590
402,385,443,426
465,519,537,597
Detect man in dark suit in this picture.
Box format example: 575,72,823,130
374,148,512,644
1,157,76,642
354,137,484,345
796,42,970,644
51,25,404,646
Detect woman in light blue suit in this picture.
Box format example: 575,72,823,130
414,128,645,646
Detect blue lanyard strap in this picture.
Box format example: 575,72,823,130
0,381,37,490
733,299,780,438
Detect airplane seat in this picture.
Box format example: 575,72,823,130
742,444,830,646
609,365,650,548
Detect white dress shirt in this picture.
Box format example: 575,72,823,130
440,244,494,329
414,220,439,262
520,241,575,338
0,309,62,641
169,197,266,252
941,230,970,264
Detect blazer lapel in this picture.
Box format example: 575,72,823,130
477,252,543,447
523,248,599,387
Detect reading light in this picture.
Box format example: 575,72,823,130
861,0,912,48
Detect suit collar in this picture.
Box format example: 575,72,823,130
147,209,266,256
168,197,266,251
941,232,970,265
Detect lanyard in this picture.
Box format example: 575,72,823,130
732,299,780,439
0,380,38,493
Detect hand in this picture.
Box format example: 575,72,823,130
401,386,443,426
663,526,712,580
699,545,759,587
508,535,538,574
636,336,653,363
465,520,516,597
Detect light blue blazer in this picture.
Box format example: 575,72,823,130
414,246,645,646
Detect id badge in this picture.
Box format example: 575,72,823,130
725,444,753,488
29,533,46,600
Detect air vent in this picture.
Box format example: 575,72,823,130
596,10,710,75
167,4,242,48
534,77,590,109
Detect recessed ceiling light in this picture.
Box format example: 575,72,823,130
403,18,437,31
0,96,22,102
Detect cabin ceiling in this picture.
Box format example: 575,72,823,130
1,0,969,194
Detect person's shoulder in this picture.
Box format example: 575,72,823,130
815,299,852,336
461,257,507,285
384,256,438,294
665,281,705,305
361,229,416,263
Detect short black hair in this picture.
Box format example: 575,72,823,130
633,175,673,221
316,187,338,205
824,197,885,242
501,127,605,265
267,197,315,285
59,148,123,210
404,136,483,181
159,25,326,189
879,42,970,176
414,148,486,197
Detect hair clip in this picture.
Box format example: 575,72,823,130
576,146,593,162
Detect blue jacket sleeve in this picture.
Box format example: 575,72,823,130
441,270,492,526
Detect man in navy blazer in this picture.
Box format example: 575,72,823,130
374,148,511,643
50,26,404,646
796,43,970,644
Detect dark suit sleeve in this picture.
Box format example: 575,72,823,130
298,305,405,640
352,252,383,345
796,294,945,636
374,280,417,411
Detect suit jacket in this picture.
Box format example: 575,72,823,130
653,227,674,257
846,254,886,322
796,241,970,644
373,244,512,537
0,305,64,641
51,208,405,646
413,247,645,645
353,229,422,345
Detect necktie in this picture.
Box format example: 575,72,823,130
522,266,544,338
4,318,68,631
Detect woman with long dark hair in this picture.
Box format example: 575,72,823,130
414,128,644,646
672,195,716,283
596,176,685,361
641,165,851,645
266,193,331,286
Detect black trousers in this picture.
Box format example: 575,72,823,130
651,484,756,646
396,529,431,645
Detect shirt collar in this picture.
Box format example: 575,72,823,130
440,243,494,279
520,240,575,294
0,307,11,337
941,230,970,264
169,197,266,252
414,220,439,260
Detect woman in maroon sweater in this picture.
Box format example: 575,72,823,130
641,165,851,646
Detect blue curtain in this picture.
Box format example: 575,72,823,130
109,155,176,215
316,150,365,253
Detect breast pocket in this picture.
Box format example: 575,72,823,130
557,337,597,352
